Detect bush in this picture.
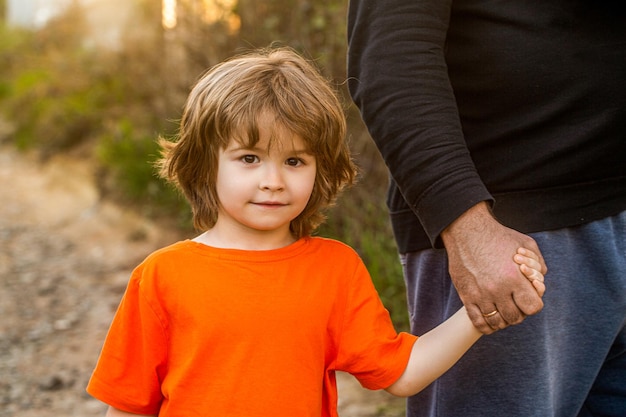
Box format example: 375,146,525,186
96,119,192,227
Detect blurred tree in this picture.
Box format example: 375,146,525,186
236,0,346,78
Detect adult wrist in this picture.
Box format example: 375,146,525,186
440,201,495,247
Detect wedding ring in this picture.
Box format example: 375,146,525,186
482,310,498,318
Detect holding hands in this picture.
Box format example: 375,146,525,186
477,247,546,327
385,236,547,397
441,202,548,334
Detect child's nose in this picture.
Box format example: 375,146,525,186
259,165,285,191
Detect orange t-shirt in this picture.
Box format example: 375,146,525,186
87,237,417,416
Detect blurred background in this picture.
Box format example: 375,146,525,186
0,1,409,415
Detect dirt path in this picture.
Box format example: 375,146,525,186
0,146,405,416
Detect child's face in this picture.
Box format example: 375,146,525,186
213,117,317,247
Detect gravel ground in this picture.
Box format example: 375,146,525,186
0,146,405,417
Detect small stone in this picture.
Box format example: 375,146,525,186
54,319,72,331
39,375,65,391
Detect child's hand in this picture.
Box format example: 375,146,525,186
514,248,546,297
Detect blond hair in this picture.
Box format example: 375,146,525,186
157,47,356,238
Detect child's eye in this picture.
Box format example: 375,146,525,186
286,157,303,167
241,155,259,164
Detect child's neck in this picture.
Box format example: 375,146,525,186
192,228,298,251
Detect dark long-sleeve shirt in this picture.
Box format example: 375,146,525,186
348,0,626,253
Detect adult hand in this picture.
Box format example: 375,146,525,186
441,202,547,334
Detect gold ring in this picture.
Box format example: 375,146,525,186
482,310,498,318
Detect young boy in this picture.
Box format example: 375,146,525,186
87,48,545,417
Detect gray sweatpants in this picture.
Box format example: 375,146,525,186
403,211,626,417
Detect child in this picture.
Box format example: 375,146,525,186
87,48,545,417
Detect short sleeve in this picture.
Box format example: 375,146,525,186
336,260,418,390
87,267,169,414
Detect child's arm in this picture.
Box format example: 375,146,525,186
385,247,545,397
385,306,481,397
105,407,156,417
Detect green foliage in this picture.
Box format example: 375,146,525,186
96,119,191,226
8,64,102,152
97,120,157,198
0,11,110,153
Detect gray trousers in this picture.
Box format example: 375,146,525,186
403,211,626,417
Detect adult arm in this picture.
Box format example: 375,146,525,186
348,0,484,240
347,0,546,333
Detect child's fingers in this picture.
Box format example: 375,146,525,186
519,247,548,275
515,248,546,297
514,254,544,282
519,263,546,297
531,279,546,297
517,247,538,261
519,262,545,283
